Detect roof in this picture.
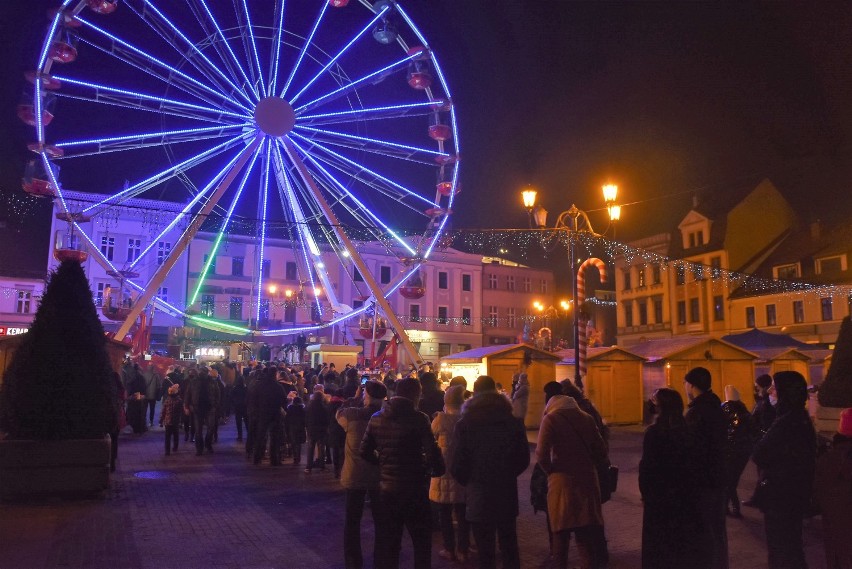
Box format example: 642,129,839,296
751,347,812,362
627,336,758,362
441,343,561,363
721,328,812,349
555,346,646,364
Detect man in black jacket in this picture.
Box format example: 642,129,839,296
684,366,728,569
360,377,444,569
450,376,530,569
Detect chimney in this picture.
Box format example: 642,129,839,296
692,195,699,209
810,220,821,242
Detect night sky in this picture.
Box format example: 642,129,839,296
2,1,851,279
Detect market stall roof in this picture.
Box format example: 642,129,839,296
555,346,646,364
721,328,812,349
442,343,561,365
627,336,758,363
751,347,813,362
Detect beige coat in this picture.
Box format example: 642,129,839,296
429,410,465,504
536,396,609,532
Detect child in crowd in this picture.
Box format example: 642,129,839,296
285,395,307,466
161,384,183,455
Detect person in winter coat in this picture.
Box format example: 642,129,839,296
683,366,729,569
360,377,444,569
429,385,470,563
721,385,753,518
752,371,816,569
326,388,346,478
230,375,248,442
536,394,609,569
511,373,529,424
530,381,566,550
250,367,286,466
814,407,852,569
143,365,162,428
561,380,609,450
640,388,705,569
450,376,530,569
109,371,126,472
160,383,183,455
336,381,386,569
184,367,220,455
127,363,147,434
743,374,777,508
305,387,330,472
418,372,445,419
284,396,307,465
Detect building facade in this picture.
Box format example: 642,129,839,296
0,272,44,338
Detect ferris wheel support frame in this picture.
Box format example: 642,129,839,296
282,138,423,367
115,135,263,339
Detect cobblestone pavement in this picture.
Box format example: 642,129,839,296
0,418,825,569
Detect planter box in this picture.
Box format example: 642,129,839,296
0,436,111,500
814,404,845,434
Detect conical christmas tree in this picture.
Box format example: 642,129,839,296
818,316,852,408
0,260,116,439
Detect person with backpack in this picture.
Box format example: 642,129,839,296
184,366,220,456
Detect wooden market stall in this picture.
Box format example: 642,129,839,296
753,347,812,383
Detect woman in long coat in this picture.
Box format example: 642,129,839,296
639,388,705,569
814,407,852,569
536,394,609,569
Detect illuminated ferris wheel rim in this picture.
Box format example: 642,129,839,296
27,0,461,341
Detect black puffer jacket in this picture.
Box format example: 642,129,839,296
450,392,530,522
360,396,444,495
684,390,727,490
752,407,816,511
250,376,285,424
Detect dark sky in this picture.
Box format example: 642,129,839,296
2,1,852,275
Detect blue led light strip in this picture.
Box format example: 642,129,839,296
281,1,329,98
298,100,442,123
256,142,271,322
289,6,389,105
294,125,448,158
239,0,266,98
56,124,245,148
269,0,286,95
198,0,259,100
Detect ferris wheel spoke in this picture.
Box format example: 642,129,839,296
290,132,438,209
235,0,266,98
293,52,419,116
76,16,252,115
55,124,248,153
289,6,390,105
253,142,273,324
189,0,260,100
293,130,441,167
189,143,265,305
280,1,329,98
82,132,254,213
293,125,447,162
123,0,256,109
297,100,442,127
268,0,286,96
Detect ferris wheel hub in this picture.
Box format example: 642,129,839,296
254,97,296,137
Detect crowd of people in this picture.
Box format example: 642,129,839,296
110,358,852,569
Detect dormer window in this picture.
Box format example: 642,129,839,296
688,231,704,248
816,255,846,274
773,263,800,280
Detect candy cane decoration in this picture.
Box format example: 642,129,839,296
577,257,607,380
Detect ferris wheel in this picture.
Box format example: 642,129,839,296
22,0,460,355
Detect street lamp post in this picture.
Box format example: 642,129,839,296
523,184,621,387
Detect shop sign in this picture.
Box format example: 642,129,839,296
0,327,29,336
195,347,226,358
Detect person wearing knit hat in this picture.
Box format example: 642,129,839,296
721,385,753,518
752,371,816,568
682,366,728,568
814,407,852,568
429,384,470,562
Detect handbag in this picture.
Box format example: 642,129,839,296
563,415,619,503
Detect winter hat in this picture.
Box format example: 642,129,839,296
724,385,740,402
444,385,465,409
473,375,496,394
755,374,773,389
364,380,387,400
684,367,712,392
838,408,852,437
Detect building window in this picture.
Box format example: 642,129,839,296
353,299,364,310
457,344,471,353
676,266,685,285
462,274,472,292
126,238,141,262
156,287,168,304
817,256,845,274
624,303,633,327
157,241,171,265
540,280,548,294
231,256,244,276
713,295,724,321
637,268,646,288
259,299,270,322
229,296,243,320
652,264,661,284
638,301,648,325
774,263,799,280
100,236,115,261
262,259,271,279
677,301,686,325
688,231,704,248
507,307,516,328
488,306,498,327
15,291,31,314
284,305,296,322
462,308,471,326
689,298,700,323
488,274,498,289
409,304,421,323
523,277,531,293
437,306,449,325
746,306,756,328
95,282,106,307
380,266,391,284
793,300,805,324
692,264,703,281
623,269,632,290
438,343,451,358
286,261,298,281
506,275,515,291
201,294,215,317
203,252,216,274
821,297,833,321
653,298,663,323
353,267,364,282
438,271,448,289
765,304,777,326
